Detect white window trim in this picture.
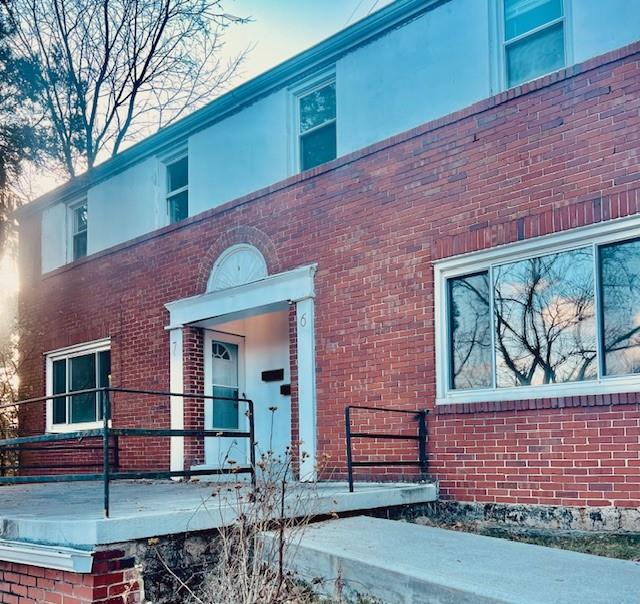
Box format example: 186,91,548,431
45,338,111,433
161,148,188,225
67,199,87,263
289,70,336,175
434,215,640,405
497,0,573,91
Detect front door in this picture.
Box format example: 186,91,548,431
204,332,248,468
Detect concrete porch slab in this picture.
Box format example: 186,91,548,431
0,480,436,548
276,516,640,604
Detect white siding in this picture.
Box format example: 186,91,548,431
338,0,493,154
88,158,164,254
38,0,640,270
570,0,640,63
41,203,67,273
189,90,290,216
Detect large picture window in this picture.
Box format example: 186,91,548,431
437,219,640,403
47,341,111,430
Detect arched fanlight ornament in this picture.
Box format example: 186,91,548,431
207,244,268,292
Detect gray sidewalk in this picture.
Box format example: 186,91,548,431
275,515,640,603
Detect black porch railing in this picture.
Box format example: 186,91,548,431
0,387,256,517
344,405,428,492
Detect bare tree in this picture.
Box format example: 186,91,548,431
7,0,249,177
0,4,41,248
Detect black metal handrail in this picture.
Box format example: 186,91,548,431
0,387,256,517
344,405,428,492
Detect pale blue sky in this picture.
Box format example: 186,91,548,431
224,0,394,81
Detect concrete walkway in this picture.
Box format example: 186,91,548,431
0,480,436,547
276,516,640,604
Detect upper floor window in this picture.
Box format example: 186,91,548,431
298,80,336,172
47,340,111,432
70,201,88,261
166,155,188,224
436,218,640,403
503,0,565,88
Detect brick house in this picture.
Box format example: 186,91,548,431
13,0,640,513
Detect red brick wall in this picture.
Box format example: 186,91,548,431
183,326,205,469
18,42,640,506
0,550,140,604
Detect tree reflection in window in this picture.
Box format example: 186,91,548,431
600,238,640,376
493,247,597,386
448,272,493,389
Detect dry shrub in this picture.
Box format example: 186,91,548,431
190,446,331,604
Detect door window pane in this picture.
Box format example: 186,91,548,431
506,22,564,87
212,342,239,430
70,353,97,423
52,359,67,424
600,239,640,376
504,0,563,40
301,122,337,171
212,386,239,430
448,272,493,390
493,247,596,387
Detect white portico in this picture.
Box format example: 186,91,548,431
165,244,318,480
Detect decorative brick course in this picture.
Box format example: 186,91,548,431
17,42,640,506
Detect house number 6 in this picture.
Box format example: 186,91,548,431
300,314,307,328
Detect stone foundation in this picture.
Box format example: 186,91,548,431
393,500,640,533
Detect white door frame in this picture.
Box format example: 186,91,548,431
166,264,317,480
203,331,247,467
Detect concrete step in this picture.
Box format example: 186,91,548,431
274,516,640,603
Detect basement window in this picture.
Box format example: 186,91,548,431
435,218,640,404
166,155,189,224
297,79,337,172
503,0,566,88
46,340,111,431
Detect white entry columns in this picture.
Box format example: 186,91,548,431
165,264,318,480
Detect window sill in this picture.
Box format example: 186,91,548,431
437,374,640,407
47,420,111,434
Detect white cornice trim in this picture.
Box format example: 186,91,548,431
0,540,94,573
165,264,317,329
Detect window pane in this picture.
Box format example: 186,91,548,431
74,204,87,233
73,231,87,260
212,386,239,430
97,350,111,420
70,354,96,423
167,157,188,193
504,0,563,40
507,23,564,87
52,359,67,424
300,122,337,171
168,190,189,224
494,247,597,387
299,83,336,134
600,239,640,376
448,272,493,390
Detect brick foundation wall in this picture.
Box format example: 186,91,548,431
0,550,140,604
17,42,640,506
